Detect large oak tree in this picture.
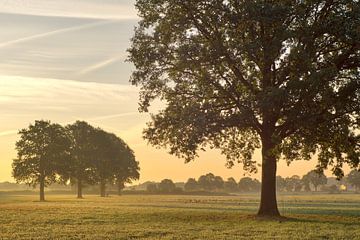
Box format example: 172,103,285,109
129,0,360,216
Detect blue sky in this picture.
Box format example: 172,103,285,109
0,0,137,83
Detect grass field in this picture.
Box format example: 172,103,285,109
0,193,360,239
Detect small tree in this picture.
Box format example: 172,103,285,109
347,170,360,191
238,177,260,192
303,170,327,192
146,183,158,193
12,120,70,201
276,176,286,192
198,173,216,191
284,175,302,192
184,178,198,192
224,177,238,192
112,140,140,196
302,175,312,192
158,179,176,193
214,176,225,191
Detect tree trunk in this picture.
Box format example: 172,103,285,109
77,179,83,199
257,136,280,217
118,181,123,196
39,177,45,202
100,180,106,197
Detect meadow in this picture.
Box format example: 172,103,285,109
0,193,359,239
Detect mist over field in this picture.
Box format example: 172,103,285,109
0,0,359,239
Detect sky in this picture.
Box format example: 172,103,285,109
0,0,339,184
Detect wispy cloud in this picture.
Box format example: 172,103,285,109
0,20,118,49
0,0,138,20
0,76,141,138
88,112,140,121
0,112,139,138
0,130,18,137
78,55,125,75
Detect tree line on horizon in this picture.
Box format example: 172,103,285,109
142,170,360,194
12,120,140,201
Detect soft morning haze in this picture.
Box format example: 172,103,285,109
0,0,331,183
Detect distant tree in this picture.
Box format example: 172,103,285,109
214,176,225,190
328,184,340,194
302,175,312,192
347,170,360,191
276,176,286,192
129,0,360,216
114,160,140,196
66,121,98,199
238,177,252,192
224,177,238,192
146,183,158,193
158,179,176,193
92,129,129,197
12,120,70,201
284,175,302,192
198,173,216,191
184,178,198,192
284,177,293,192
238,177,260,192
251,179,261,192
303,170,327,192
112,141,140,196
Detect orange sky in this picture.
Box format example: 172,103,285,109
0,76,340,183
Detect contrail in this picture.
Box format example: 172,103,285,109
88,112,139,121
0,20,118,49
0,130,18,137
78,55,125,75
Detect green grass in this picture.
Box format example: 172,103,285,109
0,193,360,239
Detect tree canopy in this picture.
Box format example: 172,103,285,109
158,179,176,193
184,178,199,191
238,177,261,192
66,121,98,198
91,129,139,197
12,120,71,201
129,0,360,216
12,120,139,199
302,170,327,191
347,169,360,191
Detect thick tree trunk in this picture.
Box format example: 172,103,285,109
257,136,280,217
77,179,83,199
100,180,106,197
39,177,45,202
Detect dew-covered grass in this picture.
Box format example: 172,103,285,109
0,193,359,239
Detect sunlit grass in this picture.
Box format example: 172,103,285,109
0,193,359,239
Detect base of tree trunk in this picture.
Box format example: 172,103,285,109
255,214,287,222
257,209,281,218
